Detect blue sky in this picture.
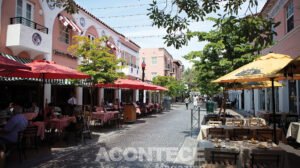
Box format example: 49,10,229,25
75,0,267,69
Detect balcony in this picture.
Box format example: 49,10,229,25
6,17,51,55
122,65,140,78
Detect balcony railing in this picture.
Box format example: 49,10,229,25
10,17,48,34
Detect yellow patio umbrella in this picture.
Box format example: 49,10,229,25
225,81,282,90
226,81,283,117
213,53,293,143
213,53,293,83
277,55,300,80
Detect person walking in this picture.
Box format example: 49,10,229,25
184,97,190,110
193,95,198,108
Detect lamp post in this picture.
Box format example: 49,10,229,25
141,61,146,103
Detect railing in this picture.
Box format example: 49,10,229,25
10,17,48,34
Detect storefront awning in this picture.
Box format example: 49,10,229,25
1,52,32,64
58,14,83,34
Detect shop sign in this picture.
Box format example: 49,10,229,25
32,33,42,46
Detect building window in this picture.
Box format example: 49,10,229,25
286,1,294,33
142,57,145,62
16,0,34,27
152,57,157,65
87,34,95,41
59,25,70,44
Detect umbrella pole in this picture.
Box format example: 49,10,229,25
252,88,255,117
41,74,45,116
271,78,277,143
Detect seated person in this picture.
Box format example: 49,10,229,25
30,102,39,113
44,103,56,122
0,110,28,144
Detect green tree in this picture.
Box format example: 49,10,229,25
182,68,198,91
69,36,124,107
184,17,265,96
148,0,279,49
153,76,186,98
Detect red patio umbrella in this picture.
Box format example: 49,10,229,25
97,79,145,89
154,85,168,91
0,60,90,112
0,54,31,71
0,60,90,79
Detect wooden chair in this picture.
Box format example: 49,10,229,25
232,128,250,140
110,112,122,128
256,129,273,142
211,150,239,165
250,153,280,168
208,128,225,139
22,125,39,151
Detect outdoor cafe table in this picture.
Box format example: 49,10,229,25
198,125,284,142
91,111,119,124
286,122,300,143
197,140,285,167
49,116,76,132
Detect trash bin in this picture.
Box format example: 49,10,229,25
206,101,214,113
163,96,171,111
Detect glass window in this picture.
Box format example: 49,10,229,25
16,0,23,17
152,57,157,64
59,25,70,44
286,1,294,33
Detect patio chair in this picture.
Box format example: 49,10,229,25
208,128,225,139
232,128,250,140
210,150,239,165
269,114,282,128
5,131,26,162
22,125,39,151
256,129,273,142
250,153,280,168
110,112,122,128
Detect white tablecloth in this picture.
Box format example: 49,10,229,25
286,122,300,143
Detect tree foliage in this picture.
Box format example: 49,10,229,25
44,0,78,13
147,0,279,49
182,67,198,91
184,17,265,96
68,36,124,85
152,76,186,97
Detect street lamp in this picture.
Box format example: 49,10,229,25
141,61,146,103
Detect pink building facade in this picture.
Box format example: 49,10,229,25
0,0,141,106
236,0,300,115
139,48,183,81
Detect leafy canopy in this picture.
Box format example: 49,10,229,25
147,0,279,49
153,76,186,97
184,17,264,96
68,36,124,85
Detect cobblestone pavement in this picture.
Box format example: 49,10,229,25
27,103,199,168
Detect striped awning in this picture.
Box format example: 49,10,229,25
58,14,83,34
1,52,32,64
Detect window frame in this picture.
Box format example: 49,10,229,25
286,0,294,33
151,56,157,65
59,24,70,44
